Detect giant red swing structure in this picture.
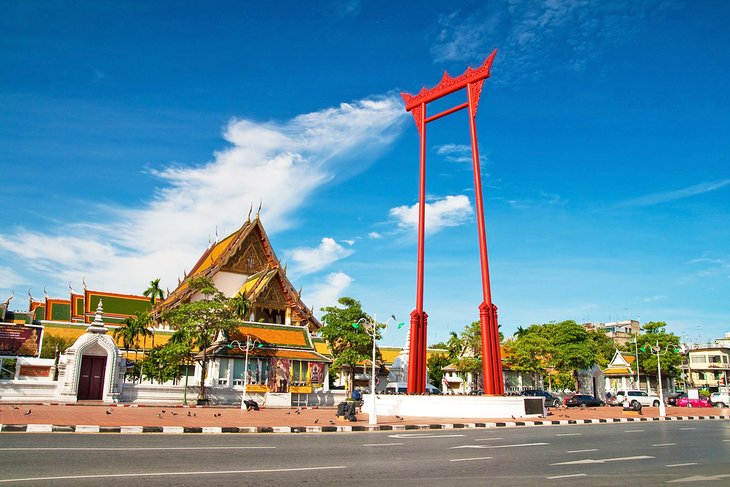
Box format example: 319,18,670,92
401,50,504,396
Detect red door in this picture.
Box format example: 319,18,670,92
78,356,106,400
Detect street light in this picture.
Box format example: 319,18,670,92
652,341,681,417
353,314,398,425
227,336,262,411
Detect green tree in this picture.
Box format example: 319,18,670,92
229,291,252,321
143,278,165,305
542,320,600,391
40,334,75,359
319,297,376,399
632,321,682,378
113,311,153,381
163,276,239,402
503,327,553,387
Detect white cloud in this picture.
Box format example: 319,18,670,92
618,180,730,207
389,195,473,234
430,1,676,82
0,96,405,296
368,232,382,239
309,272,353,313
435,143,472,163
287,238,354,276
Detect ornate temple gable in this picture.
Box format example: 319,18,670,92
221,237,268,275
254,275,288,308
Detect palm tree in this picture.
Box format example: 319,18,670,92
229,291,252,321
143,278,164,306
114,311,152,382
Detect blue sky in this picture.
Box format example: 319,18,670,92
1,1,728,347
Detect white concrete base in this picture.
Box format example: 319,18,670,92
362,394,535,419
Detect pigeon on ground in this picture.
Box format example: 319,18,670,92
171,412,178,416
329,420,335,424
395,415,403,420
187,411,191,417
106,409,112,415
285,411,291,415
161,410,166,414
314,419,319,424
157,413,162,418
13,406,19,410
24,409,31,415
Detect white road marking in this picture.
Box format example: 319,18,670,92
679,427,696,430
666,463,697,467
556,433,581,437
546,474,587,480
624,429,644,432
450,456,493,462
452,442,549,449
475,437,503,441
667,474,730,483
388,433,465,439
0,446,275,451
653,443,676,447
0,466,346,484
552,455,654,465
567,449,597,453
363,443,403,447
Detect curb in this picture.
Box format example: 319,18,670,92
2,415,727,434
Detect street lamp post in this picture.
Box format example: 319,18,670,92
652,341,681,417
355,314,396,425
228,336,261,411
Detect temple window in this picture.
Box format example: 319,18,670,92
218,358,230,385
291,360,309,386
233,357,270,386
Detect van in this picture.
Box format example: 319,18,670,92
384,382,441,395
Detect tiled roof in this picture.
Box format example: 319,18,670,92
604,366,633,376
228,322,312,349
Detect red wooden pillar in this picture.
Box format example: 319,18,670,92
401,50,502,395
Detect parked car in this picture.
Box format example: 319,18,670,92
383,382,441,395
675,396,712,408
667,392,687,406
614,390,662,408
709,391,729,408
521,389,562,408
565,394,605,408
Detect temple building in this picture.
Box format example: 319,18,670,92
1,214,330,405
156,214,330,403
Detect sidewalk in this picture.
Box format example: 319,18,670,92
1,403,727,433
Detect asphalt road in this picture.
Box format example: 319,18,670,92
0,420,728,486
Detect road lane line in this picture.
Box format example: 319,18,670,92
552,455,654,465
0,466,347,484
0,446,276,452
475,437,503,441
452,442,548,449
653,443,676,447
362,443,403,447
547,474,586,480
556,433,581,436
624,429,644,432
567,449,597,453
667,474,730,482
388,433,465,439
666,463,697,467
679,427,696,430
450,456,493,462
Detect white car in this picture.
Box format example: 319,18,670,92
615,390,662,408
710,391,729,408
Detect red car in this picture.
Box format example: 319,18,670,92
675,396,712,408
